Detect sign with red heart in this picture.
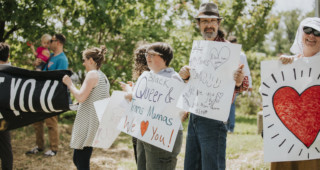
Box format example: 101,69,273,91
260,58,320,162
273,86,320,148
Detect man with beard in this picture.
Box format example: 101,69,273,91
179,2,248,170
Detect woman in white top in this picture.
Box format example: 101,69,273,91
63,46,110,170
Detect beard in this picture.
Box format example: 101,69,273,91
201,28,217,40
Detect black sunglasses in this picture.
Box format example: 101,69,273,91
303,26,320,37
50,39,58,43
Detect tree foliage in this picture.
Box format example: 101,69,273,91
2,0,276,91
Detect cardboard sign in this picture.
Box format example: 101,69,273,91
177,40,241,121
93,91,127,149
260,56,320,162
118,72,185,152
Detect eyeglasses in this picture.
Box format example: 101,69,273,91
50,39,58,43
303,26,320,37
145,52,162,58
200,20,219,26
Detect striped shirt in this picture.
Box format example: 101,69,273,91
70,70,110,149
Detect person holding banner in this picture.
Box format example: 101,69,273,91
134,42,184,170
120,44,150,165
179,2,248,170
26,34,68,157
270,17,320,170
0,42,13,170
63,46,110,170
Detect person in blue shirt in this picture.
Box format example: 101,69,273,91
26,34,68,157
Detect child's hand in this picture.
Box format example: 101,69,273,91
33,58,42,66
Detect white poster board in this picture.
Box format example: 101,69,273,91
93,91,128,149
177,40,241,122
117,72,186,152
260,57,320,162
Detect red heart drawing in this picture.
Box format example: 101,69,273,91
140,121,149,137
273,86,320,148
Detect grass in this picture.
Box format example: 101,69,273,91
6,113,270,169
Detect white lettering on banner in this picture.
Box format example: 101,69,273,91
13,110,20,116
0,77,4,84
10,78,22,111
19,79,36,112
8,78,62,113
40,80,51,112
47,80,62,112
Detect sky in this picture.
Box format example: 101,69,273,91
272,0,315,14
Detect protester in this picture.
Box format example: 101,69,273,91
30,34,51,71
272,17,320,170
134,42,185,170
0,42,13,170
120,44,150,164
178,2,248,169
63,46,110,170
26,33,68,157
227,36,253,133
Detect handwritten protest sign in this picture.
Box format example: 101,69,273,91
177,40,241,122
93,91,128,149
117,72,185,152
260,57,320,162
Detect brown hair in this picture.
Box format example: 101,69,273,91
83,46,107,69
0,42,10,62
132,44,150,80
147,42,173,66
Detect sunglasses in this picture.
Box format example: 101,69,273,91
303,26,320,37
50,39,58,43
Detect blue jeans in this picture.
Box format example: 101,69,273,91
184,114,227,170
227,95,237,132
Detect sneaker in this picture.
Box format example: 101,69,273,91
25,147,44,155
44,150,57,157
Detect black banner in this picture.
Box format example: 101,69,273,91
0,65,72,131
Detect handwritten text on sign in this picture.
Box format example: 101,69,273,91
118,72,185,152
177,40,241,121
260,57,320,162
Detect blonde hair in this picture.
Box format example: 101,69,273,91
41,34,52,43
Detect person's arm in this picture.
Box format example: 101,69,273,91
63,71,99,103
30,44,37,56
